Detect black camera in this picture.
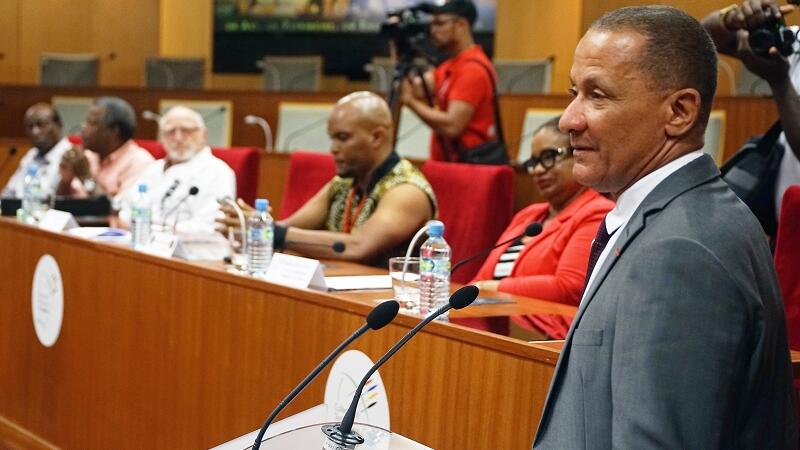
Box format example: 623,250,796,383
380,5,431,62
748,3,798,57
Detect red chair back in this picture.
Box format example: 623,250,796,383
280,151,336,219
133,140,261,205
776,185,800,350
421,161,514,284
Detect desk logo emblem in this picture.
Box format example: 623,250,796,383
32,254,64,347
324,350,390,430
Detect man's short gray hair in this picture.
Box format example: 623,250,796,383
591,6,718,133
95,96,137,141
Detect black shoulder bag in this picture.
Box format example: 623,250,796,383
444,59,510,165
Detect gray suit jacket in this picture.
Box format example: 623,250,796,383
533,155,798,449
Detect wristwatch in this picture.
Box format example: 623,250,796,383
81,177,97,195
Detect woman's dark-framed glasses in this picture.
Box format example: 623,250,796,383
524,147,571,174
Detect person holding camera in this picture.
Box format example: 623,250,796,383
702,0,800,237
400,0,502,163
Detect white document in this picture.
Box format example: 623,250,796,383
38,209,78,232
264,253,327,291
324,275,392,291
67,227,130,243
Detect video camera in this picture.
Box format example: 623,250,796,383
748,0,800,57
380,3,434,62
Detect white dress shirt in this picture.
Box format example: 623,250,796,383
2,137,72,197
581,151,704,303
117,147,236,234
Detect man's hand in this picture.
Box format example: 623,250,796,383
737,28,791,85
216,197,257,230
57,146,91,195
722,0,788,32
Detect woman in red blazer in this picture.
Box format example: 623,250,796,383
470,117,614,339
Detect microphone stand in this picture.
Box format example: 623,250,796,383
244,115,273,152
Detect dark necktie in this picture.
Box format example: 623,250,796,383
583,219,613,292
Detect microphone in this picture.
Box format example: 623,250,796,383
328,285,479,445
141,110,161,123
244,114,273,152
284,240,346,253
159,179,181,212
451,222,543,274
281,115,329,151
162,186,199,228
202,106,227,124
251,300,400,450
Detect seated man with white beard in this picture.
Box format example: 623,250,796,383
116,106,236,234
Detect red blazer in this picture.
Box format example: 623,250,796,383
470,189,614,338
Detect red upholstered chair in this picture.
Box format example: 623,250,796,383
132,140,261,205
211,147,261,205
279,151,336,219
775,185,800,351
134,139,166,159
421,161,514,284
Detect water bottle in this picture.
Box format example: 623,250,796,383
130,183,152,250
247,198,274,278
19,165,45,224
419,220,451,319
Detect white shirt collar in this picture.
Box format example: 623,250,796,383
605,150,704,233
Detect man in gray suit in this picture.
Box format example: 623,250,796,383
533,5,798,449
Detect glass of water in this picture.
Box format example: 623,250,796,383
389,257,421,313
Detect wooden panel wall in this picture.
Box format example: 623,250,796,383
0,1,20,84
0,0,159,87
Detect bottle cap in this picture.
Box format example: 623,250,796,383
138,183,147,193
427,220,444,237
255,198,269,212
26,165,38,176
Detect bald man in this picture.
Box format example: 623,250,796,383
223,91,436,266
3,103,72,197
116,105,235,234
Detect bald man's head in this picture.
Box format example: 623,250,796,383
334,91,393,132
328,92,394,182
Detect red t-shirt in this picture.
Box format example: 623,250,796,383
430,45,497,161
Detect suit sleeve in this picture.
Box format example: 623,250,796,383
610,236,750,448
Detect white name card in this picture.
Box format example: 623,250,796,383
264,253,327,291
38,209,78,232
145,231,180,258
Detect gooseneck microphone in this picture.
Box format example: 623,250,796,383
162,186,199,227
328,285,479,445
251,300,400,450
451,222,543,274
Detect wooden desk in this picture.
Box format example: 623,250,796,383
0,219,568,449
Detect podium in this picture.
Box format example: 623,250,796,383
212,405,431,450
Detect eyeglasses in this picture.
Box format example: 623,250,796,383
523,147,571,174
162,126,200,137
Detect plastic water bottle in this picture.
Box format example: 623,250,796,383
19,165,45,224
130,183,152,250
247,198,274,278
419,220,451,319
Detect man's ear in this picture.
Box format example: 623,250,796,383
665,88,701,138
372,126,388,147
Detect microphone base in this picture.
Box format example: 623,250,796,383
321,424,365,449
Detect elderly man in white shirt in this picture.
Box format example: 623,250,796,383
116,105,235,234
3,103,72,197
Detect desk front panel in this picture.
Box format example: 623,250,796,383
0,219,561,449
